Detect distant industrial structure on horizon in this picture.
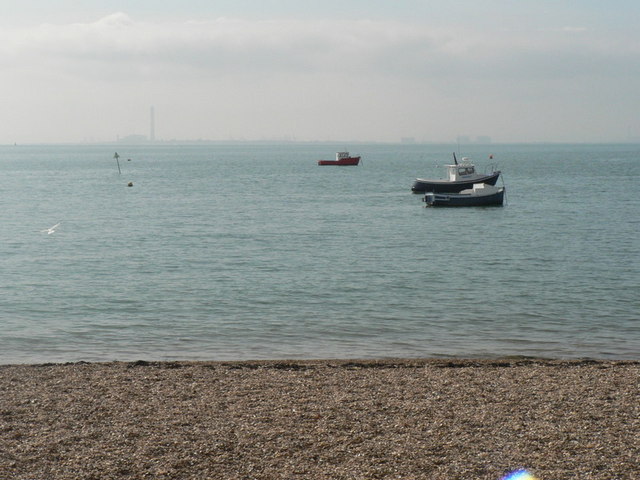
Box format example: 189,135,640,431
115,108,500,145
150,106,155,142
401,135,493,145
116,106,157,144
456,135,492,144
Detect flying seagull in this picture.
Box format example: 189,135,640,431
41,222,61,234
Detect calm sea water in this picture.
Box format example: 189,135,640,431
1,143,638,364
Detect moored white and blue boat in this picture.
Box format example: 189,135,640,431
423,183,505,207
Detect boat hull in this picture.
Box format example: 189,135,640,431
411,171,500,193
318,157,360,166
423,188,505,207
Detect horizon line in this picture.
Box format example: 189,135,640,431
4,139,640,147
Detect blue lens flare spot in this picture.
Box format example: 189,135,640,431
502,469,538,480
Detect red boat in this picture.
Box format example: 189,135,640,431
317,151,361,166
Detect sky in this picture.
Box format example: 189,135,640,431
1,0,639,144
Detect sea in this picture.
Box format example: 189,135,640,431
1,143,638,364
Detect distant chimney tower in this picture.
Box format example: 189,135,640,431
150,106,156,142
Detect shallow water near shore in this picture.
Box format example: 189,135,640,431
1,143,638,363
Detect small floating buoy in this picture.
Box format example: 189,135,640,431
127,182,134,187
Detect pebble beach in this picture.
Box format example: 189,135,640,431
1,358,638,479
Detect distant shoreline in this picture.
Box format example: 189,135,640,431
4,140,640,147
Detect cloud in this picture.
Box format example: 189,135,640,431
0,14,507,82
2,13,444,78
2,12,637,83
560,26,588,33
2,12,639,143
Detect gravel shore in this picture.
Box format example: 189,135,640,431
1,358,638,479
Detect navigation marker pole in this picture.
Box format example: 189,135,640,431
114,152,121,174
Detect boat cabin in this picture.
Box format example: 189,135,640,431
336,151,351,160
446,159,477,181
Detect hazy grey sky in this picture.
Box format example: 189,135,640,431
2,1,639,143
